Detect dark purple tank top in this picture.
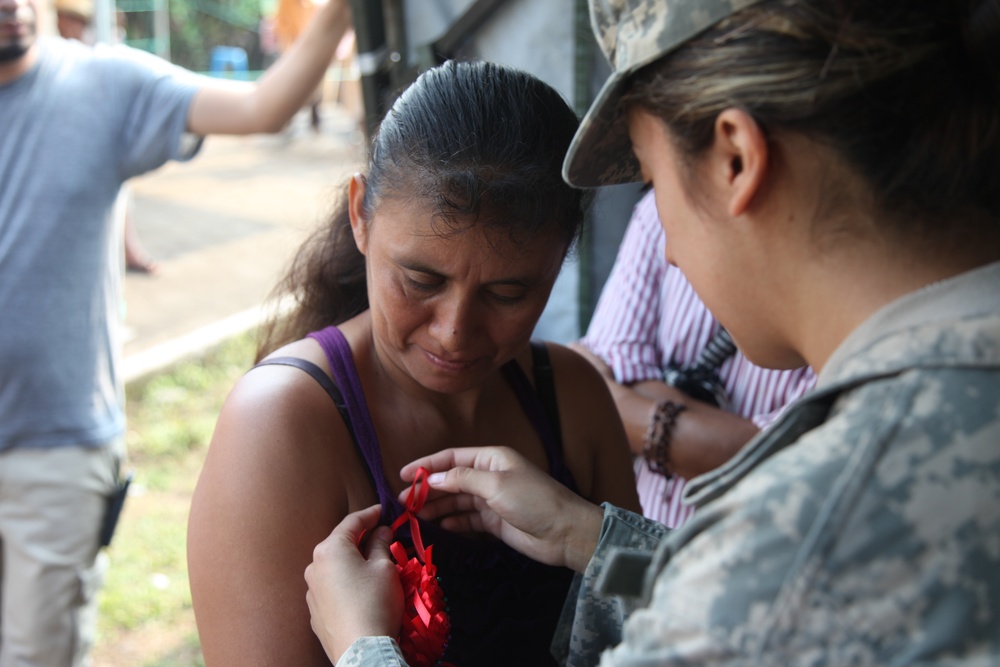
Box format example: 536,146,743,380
304,325,577,666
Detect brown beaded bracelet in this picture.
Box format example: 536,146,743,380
642,400,687,477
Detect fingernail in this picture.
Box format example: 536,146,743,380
427,472,446,486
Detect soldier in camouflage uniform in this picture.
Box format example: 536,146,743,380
304,0,1000,665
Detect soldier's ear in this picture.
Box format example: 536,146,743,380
709,108,769,217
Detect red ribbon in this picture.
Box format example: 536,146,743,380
390,466,432,558
388,467,452,667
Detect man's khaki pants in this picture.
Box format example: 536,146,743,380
0,443,121,667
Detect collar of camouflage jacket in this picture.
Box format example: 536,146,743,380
682,259,1000,510
818,259,1000,389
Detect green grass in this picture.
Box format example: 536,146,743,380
95,331,258,667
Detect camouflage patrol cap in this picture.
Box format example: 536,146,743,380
563,0,766,187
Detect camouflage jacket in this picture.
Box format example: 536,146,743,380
339,262,1000,666
554,261,1000,666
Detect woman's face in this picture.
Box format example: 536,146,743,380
627,109,789,368
352,185,567,395
628,109,737,308
628,112,702,271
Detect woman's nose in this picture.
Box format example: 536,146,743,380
429,296,476,350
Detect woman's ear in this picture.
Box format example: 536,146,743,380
711,109,769,217
348,173,369,255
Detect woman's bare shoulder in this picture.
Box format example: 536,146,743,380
542,340,640,509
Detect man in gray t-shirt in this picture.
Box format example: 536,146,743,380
0,0,352,663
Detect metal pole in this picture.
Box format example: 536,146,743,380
574,0,596,334
93,0,113,43
349,0,388,141
153,0,170,59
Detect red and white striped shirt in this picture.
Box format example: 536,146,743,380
582,191,817,528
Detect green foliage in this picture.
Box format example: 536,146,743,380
96,331,257,665
124,332,254,478
171,0,263,72
123,0,266,72
99,499,192,630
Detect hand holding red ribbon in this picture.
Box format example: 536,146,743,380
388,467,452,667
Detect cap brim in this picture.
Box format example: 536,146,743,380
562,70,642,188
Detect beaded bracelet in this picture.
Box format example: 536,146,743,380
642,399,687,477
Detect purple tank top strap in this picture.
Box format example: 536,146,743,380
499,354,573,487
306,326,401,518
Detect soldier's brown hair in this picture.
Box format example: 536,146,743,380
623,0,1000,241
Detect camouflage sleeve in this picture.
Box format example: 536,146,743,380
588,364,1000,666
336,636,408,666
551,504,669,666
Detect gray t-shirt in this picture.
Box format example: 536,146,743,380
0,37,203,450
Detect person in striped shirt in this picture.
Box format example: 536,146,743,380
574,188,816,527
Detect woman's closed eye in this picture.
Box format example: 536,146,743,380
486,286,528,305
405,273,444,293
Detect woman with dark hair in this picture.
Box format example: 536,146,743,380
304,0,1000,665
187,59,640,666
